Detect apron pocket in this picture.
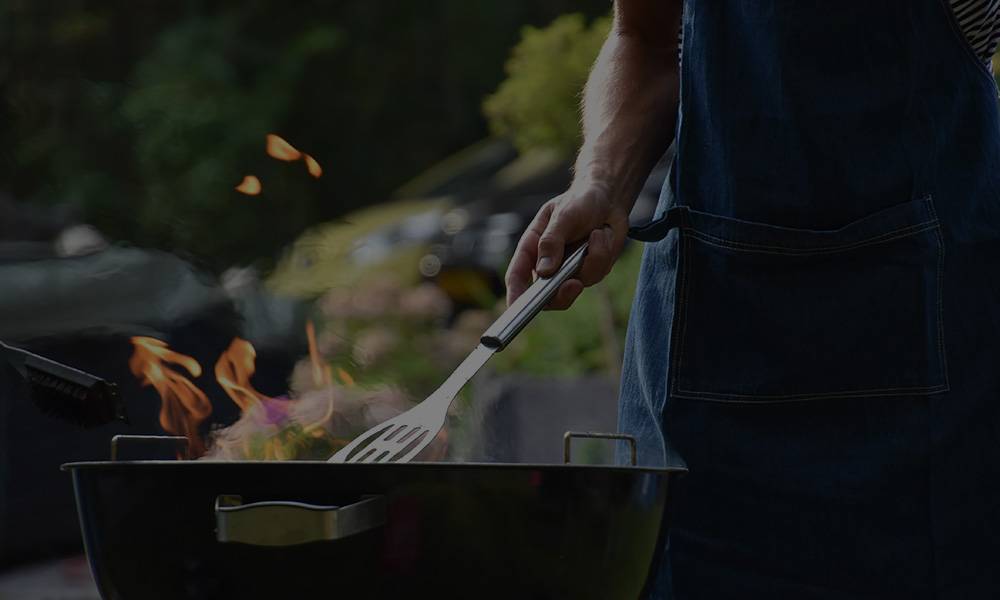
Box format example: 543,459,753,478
670,196,947,402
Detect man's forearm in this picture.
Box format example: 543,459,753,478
575,1,682,214
503,1,683,309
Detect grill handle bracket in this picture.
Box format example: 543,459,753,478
563,431,636,466
111,435,189,461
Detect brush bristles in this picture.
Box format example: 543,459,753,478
2,341,130,428
25,366,128,428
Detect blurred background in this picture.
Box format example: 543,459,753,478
0,1,669,595
9,2,997,596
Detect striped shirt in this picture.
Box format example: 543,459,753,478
951,0,1000,66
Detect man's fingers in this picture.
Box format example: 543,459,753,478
514,224,623,311
545,279,585,311
505,203,553,306
504,243,535,306
507,193,626,310
576,226,617,287
535,229,567,277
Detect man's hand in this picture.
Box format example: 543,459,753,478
504,182,630,310
505,0,682,311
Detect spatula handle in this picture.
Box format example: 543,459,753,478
480,241,589,350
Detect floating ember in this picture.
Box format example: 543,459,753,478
266,134,302,161
266,134,322,178
304,154,322,178
234,175,262,195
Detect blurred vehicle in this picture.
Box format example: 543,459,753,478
416,142,672,307
265,196,452,299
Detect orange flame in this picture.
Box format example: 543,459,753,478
337,366,354,387
129,337,212,457
212,325,335,454
305,320,325,387
266,134,323,178
303,154,323,178
130,321,360,461
235,175,261,195
301,319,336,430
214,338,264,414
303,347,336,434
266,134,302,161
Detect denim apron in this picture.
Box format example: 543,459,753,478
618,1,1000,598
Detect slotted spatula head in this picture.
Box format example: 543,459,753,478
328,385,455,463
328,242,590,464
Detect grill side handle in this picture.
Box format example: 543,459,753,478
215,494,387,546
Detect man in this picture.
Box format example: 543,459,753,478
506,1,1000,598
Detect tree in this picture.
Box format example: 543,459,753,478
482,12,612,158
1,0,612,271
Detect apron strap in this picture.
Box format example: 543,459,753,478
628,206,686,242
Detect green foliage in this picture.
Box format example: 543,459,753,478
995,50,1000,89
483,12,612,157
2,0,612,271
114,12,341,268
4,2,344,269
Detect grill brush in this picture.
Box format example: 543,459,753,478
1,340,129,428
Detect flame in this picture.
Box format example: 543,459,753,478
129,337,212,457
235,175,261,195
305,320,325,387
211,325,335,453
129,322,450,462
302,366,335,435
337,366,355,387
301,319,336,429
266,134,323,178
303,154,323,178
214,338,265,414
266,134,302,161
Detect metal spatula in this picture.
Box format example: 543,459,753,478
328,242,589,464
